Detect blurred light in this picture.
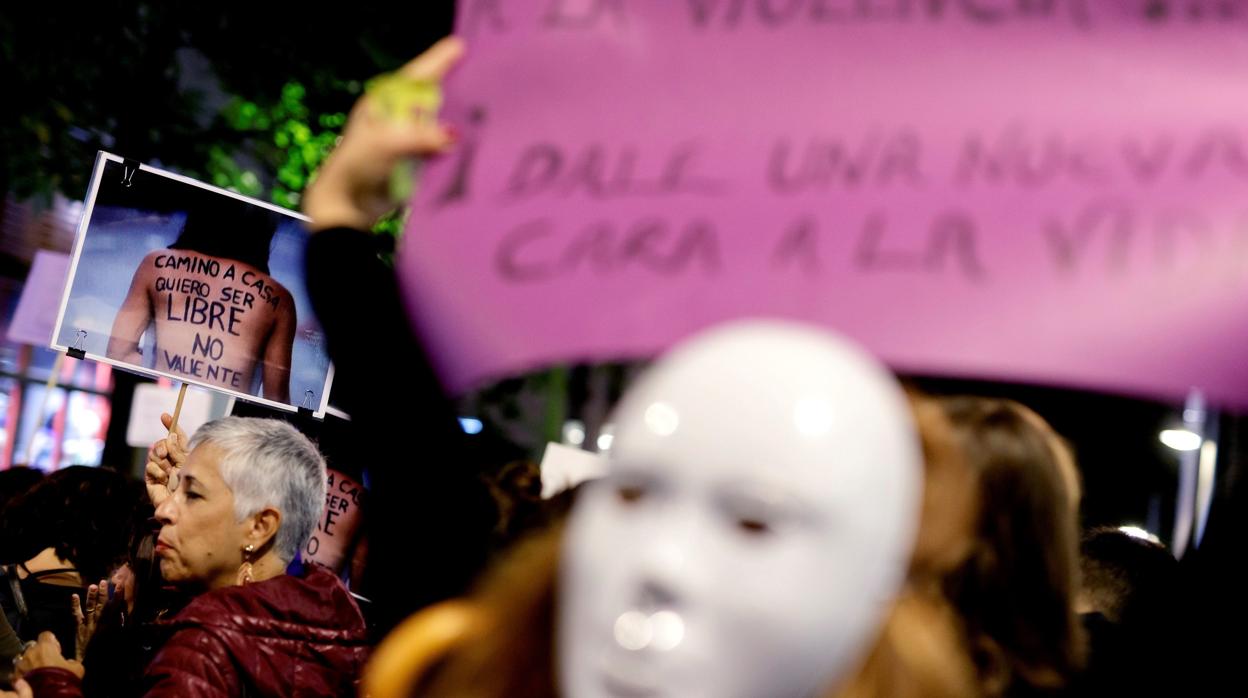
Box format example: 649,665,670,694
648,610,685,652
1118,525,1162,545
1160,429,1201,452
613,610,684,652
563,420,586,446
597,433,615,451
1196,439,1218,549
614,610,652,651
644,402,680,436
71,409,102,436
1183,407,1203,423
459,417,484,435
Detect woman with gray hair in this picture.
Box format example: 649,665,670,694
12,415,370,697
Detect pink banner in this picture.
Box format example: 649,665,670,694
402,1,1248,407
7,251,70,347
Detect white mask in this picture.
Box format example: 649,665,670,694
559,321,923,698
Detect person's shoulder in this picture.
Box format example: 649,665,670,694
254,267,291,297
170,571,361,630
27,583,82,605
226,260,292,302
167,582,255,622
135,250,164,277
138,249,167,266
159,574,366,665
267,276,293,301
262,275,296,317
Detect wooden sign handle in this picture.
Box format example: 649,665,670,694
169,383,189,435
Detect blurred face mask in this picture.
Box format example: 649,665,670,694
559,321,923,698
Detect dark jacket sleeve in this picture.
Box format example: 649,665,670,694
305,228,494,634
22,668,83,697
138,627,236,697
304,228,462,441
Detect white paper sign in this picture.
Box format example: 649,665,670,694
540,441,607,499
125,383,214,448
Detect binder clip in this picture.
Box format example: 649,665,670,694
67,329,88,360
297,389,317,420
122,158,140,188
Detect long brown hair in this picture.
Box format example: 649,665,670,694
941,397,1086,697
414,527,559,697
833,393,981,698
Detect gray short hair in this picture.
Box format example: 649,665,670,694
189,417,326,563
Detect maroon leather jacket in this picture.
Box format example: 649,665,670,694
26,565,369,697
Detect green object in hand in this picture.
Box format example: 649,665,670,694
367,73,443,123
389,160,423,203
367,74,444,203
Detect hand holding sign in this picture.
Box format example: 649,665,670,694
303,37,463,232
145,412,188,507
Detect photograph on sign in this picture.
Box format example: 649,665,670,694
52,153,333,415
303,467,365,574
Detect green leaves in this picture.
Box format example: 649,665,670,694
206,81,343,211
3,3,452,213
